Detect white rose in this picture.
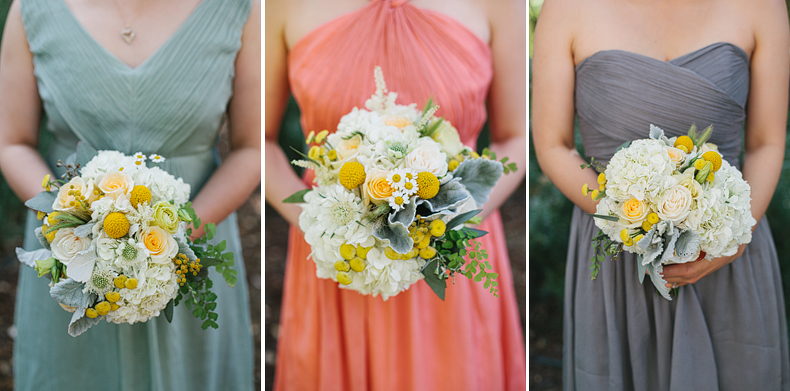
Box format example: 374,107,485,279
430,120,465,157
657,185,693,223
50,228,92,264
404,140,448,177
98,171,134,200
53,177,97,211
335,135,362,161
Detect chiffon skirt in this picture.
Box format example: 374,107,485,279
563,206,790,391
275,210,526,390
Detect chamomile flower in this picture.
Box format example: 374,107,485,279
132,152,147,166
149,154,165,164
387,169,406,189
388,191,411,212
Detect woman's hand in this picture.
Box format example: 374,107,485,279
661,245,746,289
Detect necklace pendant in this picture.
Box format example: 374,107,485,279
120,27,136,44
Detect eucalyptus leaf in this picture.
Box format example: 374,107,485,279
614,140,632,153
283,189,312,204
452,159,503,206
68,307,102,337
646,263,672,300
76,141,98,167
24,191,56,213
372,201,416,254
588,213,619,222
421,260,446,300
50,278,94,308
675,230,700,258
637,254,647,284
67,246,97,283
415,178,471,216
649,124,665,140
15,248,52,269
73,223,94,238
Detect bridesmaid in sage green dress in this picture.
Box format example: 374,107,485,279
0,0,260,389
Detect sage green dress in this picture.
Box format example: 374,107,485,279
14,0,254,390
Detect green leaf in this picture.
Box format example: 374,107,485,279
445,209,482,231
452,159,503,206
421,260,446,300
283,189,312,204
215,241,227,252
208,312,218,321
164,299,174,323
588,214,619,222
25,191,57,213
76,141,98,166
460,227,488,239
202,319,218,330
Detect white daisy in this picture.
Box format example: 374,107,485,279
388,191,411,212
149,154,166,163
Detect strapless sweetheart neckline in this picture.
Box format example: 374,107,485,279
575,41,749,71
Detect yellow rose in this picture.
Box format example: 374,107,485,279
384,116,412,129
140,226,177,263
98,171,133,200
364,169,394,205
618,198,649,223
335,135,362,161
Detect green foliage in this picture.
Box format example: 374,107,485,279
421,226,498,299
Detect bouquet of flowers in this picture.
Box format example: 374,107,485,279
584,124,755,299
15,144,237,336
284,67,516,300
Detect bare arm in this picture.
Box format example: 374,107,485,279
189,0,262,236
0,1,49,203
531,0,599,214
478,0,528,221
264,0,307,227
663,0,789,287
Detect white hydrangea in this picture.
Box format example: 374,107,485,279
105,262,178,325
80,150,138,181
132,166,190,205
604,139,677,204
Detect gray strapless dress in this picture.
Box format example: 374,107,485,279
564,42,790,390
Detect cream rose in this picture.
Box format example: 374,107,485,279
404,141,448,177
335,135,362,161
657,185,693,223
384,116,412,129
677,172,703,199
50,228,92,264
139,226,177,263
53,177,96,211
364,169,394,205
618,198,649,223
98,171,133,200
665,146,686,169
430,120,465,157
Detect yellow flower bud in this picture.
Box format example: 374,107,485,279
315,130,329,143
85,308,98,318
36,211,46,221
334,261,350,272
41,174,51,191
306,130,315,144
448,159,460,172
114,275,128,289
591,189,599,199
339,243,356,260
647,213,659,224
642,220,653,232
417,235,431,249
419,246,437,259
349,257,366,272
337,272,352,285
95,301,111,316
634,234,644,243
597,173,606,185
110,303,120,311
384,247,401,260
356,245,372,260
105,291,121,303
620,229,630,243
125,278,138,290
429,220,446,237
582,183,590,196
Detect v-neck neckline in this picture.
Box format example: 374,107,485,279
58,0,209,71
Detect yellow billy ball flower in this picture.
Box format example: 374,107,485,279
701,151,722,172
337,272,353,285
315,130,329,143
339,243,356,260
349,257,366,272
448,159,460,172
129,185,152,208
597,173,606,185
419,246,437,259
103,212,130,239
641,220,653,232
338,162,366,190
384,247,401,260
674,135,694,151
95,301,111,316
356,245,372,260
308,145,322,161
620,229,630,243
105,291,121,303
114,275,128,289
647,213,659,224
85,308,98,318
415,172,440,199
429,220,446,237
582,183,590,196
334,261,350,272
417,234,431,249
124,278,138,290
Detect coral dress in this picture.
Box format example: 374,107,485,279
274,1,526,390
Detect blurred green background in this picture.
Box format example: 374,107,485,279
529,0,790,389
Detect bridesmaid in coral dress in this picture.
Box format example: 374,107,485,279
265,0,526,389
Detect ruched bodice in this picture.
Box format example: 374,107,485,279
563,42,789,391
575,42,749,168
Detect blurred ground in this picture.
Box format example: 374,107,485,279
264,179,527,391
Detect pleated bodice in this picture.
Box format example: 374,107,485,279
288,0,492,146
575,42,749,168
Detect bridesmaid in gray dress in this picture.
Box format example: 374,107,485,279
0,0,260,389
533,0,790,390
